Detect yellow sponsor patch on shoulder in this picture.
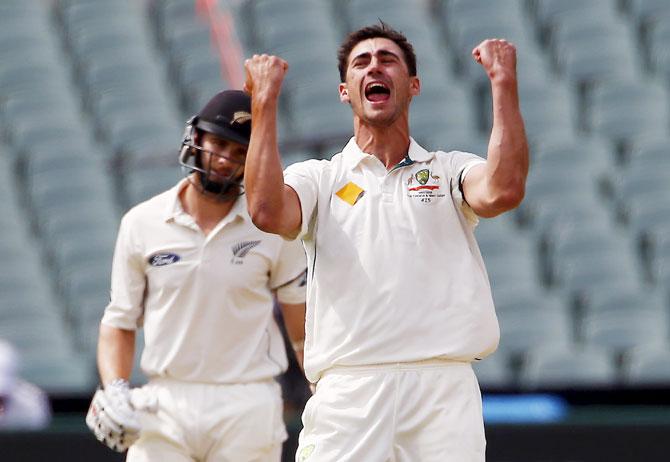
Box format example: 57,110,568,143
335,181,365,206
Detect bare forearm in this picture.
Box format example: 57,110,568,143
486,78,528,206
97,324,135,386
245,97,287,229
244,54,302,237
279,302,306,369
466,40,529,216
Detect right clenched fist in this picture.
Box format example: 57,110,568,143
244,54,288,101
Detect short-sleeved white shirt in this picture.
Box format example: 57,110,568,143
101,180,307,384
284,137,499,383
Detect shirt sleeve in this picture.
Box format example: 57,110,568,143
101,212,146,330
270,238,307,304
283,159,322,240
443,150,487,225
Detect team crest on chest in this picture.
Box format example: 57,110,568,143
406,168,445,203
231,240,261,264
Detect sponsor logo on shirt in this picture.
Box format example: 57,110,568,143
335,181,365,206
406,168,445,203
231,240,261,264
148,253,181,266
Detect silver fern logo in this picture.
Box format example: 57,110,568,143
231,240,261,264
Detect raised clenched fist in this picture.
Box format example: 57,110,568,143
472,39,517,83
244,54,289,101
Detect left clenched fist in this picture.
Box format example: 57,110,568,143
472,39,517,83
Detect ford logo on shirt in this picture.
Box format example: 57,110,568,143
148,253,181,267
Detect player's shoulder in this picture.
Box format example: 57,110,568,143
122,186,175,224
432,149,472,158
431,149,485,166
284,156,332,173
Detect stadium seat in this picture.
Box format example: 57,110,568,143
623,345,670,386
347,0,430,31
445,0,527,19
424,132,490,159
124,165,183,207
0,320,74,360
533,0,619,31
10,118,95,156
647,17,670,81
0,289,61,326
477,220,534,262
556,40,639,86
517,167,603,227
626,136,670,168
60,263,111,319
520,346,618,389
0,264,59,311
647,222,670,285
485,252,544,295
253,0,332,27
152,0,199,34
162,15,212,55
448,15,539,85
533,136,615,180
19,353,97,395
514,79,578,142
60,0,141,28
410,97,479,146
27,169,116,215
621,191,670,244
580,285,666,318
581,309,668,354
612,168,670,232
493,286,569,317
472,351,515,389
587,78,670,144
51,234,115,280
560,258,643,305
627,0,670,26
548,12,640,85
546,223,644,293
497,305,572,356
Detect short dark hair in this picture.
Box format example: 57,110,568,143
337,22,417,82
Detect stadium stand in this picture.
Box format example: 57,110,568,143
0,0,668,405
623,344,670,386
521,345,619,389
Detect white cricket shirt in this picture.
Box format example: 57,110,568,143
101,179,307,384
284,137,499,383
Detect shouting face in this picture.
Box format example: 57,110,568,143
339,37,420,128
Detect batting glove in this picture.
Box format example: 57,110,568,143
85,379,142,452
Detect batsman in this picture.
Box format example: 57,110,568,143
244,22,529,461
86,90,307,461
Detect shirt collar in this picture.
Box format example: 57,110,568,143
163,177,250,225
163,178,189,222
342,136,435,171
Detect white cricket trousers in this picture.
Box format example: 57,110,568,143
296,359,486,462
127,377,287,462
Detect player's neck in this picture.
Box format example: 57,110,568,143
181,183,236,236
354,120,410,170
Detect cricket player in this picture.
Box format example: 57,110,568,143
243,23,528,461
86,90,308,461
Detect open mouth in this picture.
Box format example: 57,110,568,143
364,81,391,102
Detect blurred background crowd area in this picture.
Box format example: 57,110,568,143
1,0,670,439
